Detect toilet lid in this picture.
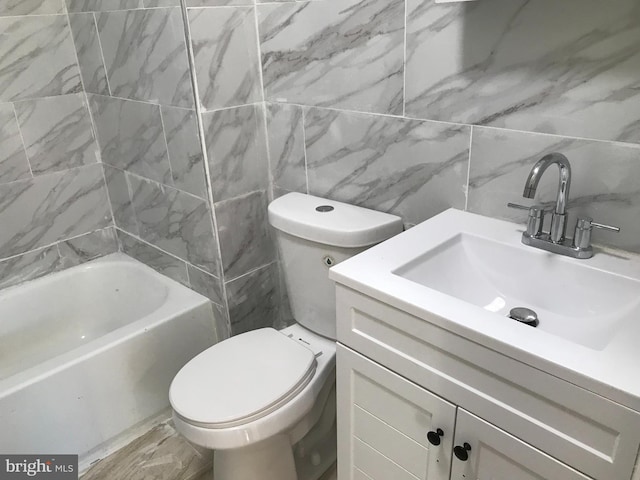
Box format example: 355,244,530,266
170,328,317,428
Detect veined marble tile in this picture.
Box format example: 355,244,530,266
97,8,193,107
118,229,189,285
187,264,223,306
58,227,118,267
215,190,275,281
188,0,252,6
258,0,404,115
0,164,111,260
226,262,279,336
89,95,172,184
66,0,143,13
188,7,261,110
203,104,268,202
161,106,207,198
103,164,139,235
0,103,30,185
128,175,219,274
0,15,82,102
305,107,470,226
266,103,307,194
143,0,178,6
405,0,640,144
0,246,63,291
0,0,65,16
69,13,110,95
468,127,640,253
15,93,99,176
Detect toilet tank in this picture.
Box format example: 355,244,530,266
268,193,403,340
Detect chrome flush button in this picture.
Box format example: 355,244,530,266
316,205,334,212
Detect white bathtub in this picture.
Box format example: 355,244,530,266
0,253,217,463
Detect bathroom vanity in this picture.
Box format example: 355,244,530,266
330,209,640,480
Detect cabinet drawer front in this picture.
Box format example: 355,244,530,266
353,467,374,480
337,345,456,480
353,438,418,480
451,409,591,480
336,286,640,480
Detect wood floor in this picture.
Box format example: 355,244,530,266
81,421,212,480
81,420,337,480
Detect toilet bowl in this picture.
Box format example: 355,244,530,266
169,193,403,480
171,324,336,480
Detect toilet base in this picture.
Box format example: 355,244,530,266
213,434,297,480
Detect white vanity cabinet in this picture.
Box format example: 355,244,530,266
338,345,591,480
335,286,640,480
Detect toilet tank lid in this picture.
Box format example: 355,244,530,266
268,193,403,248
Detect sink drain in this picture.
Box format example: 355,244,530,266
508,307,539,327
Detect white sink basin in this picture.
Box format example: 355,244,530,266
330,209,640,411
393,232,640,350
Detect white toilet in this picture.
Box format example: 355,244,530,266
169,193,402,480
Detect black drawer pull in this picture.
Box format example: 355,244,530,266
427,428,444,446
454,442,472,461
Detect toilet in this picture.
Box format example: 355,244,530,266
169,193,403,480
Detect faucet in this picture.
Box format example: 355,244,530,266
522,153,571,243
508,153,620,259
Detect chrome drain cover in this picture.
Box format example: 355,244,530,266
508,307,539,327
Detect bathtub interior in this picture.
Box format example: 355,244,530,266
0,253,189,380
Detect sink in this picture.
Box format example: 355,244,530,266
393,232,640,350
329,208,640,412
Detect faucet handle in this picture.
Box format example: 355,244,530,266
507,202,531,211
591,221,621,233
507,203,546,237
573,217,620,250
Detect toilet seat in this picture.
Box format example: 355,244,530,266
170,328,317,429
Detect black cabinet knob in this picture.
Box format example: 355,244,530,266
454,442,472,461
426,428,444,446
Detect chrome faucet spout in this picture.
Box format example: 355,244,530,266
523,152,571,215
522,153,571,243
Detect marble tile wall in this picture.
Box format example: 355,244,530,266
65,0,281,337
253,0,640,324
260,0,640,254
63,0,231,333
0,1,116,291
186,3,280,334
19,0,634,338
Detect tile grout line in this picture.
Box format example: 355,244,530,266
115,226,226,304
178,0,233,328
0,226,116,265
92,11,113,97
224,259,278,286
11,103,34,178
301,107,310,195
100,164,117,230
158,107,177,187
252,3,275,202
464,125,473,212
402,0,407,118
261,102,640,151
122,168,142,238
64,6,116,232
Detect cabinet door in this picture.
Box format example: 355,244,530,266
337,344,457,480
450,409,592,480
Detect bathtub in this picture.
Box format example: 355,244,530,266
0,253,217,463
